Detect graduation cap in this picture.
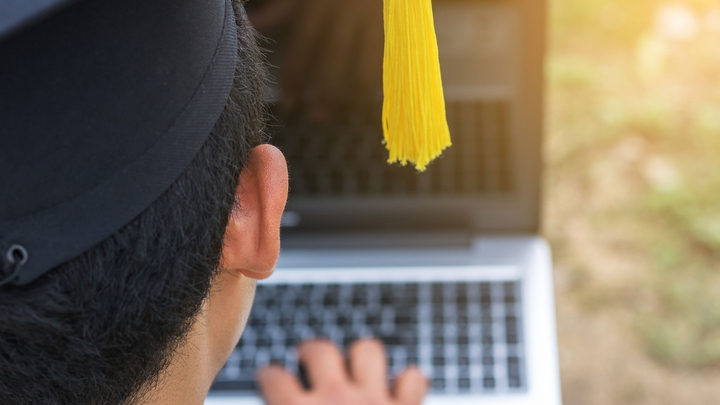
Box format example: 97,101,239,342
0,0,238,286
0,0,450,287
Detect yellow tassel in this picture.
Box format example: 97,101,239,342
382,0,451,171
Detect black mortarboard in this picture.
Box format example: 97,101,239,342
0,0,238,285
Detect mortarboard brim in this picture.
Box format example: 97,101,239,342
0,0,238,285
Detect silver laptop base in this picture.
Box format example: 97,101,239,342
206,237,561,405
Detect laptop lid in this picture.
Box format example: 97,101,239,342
264,0,546,234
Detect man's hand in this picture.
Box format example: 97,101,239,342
257,339,428,405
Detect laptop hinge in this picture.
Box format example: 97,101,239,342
280,230,473,250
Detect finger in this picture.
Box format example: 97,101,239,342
348,339,388,392
297,339,348,389
393,366,429,405
257,364,308,405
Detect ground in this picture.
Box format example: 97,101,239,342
545,0,720,403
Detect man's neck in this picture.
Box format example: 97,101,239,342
141,272,257,404
143,314,216,405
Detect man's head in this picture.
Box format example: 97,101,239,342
0,1,288,404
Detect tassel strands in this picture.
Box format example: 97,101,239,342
382,0,451,171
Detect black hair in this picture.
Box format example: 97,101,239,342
0,2,267,404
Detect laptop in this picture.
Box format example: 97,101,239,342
206,0,561,403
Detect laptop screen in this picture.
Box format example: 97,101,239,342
264,0,544,233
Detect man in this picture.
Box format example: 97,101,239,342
0,0,427,404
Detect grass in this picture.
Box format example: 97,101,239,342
547,0,720,369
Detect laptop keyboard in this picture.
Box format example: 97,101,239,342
211,281,525,394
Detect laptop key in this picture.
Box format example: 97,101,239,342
508,356,522,388
380,335,401,347
506,315,519,344
401,334,418,346
365,313,382,326
431,378,446,390
337,314,352,326
240,357,255,369
323,295,338,307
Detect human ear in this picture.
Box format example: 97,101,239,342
220,144,288,279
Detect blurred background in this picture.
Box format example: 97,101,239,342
545,0,720,403
246,0,720,401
